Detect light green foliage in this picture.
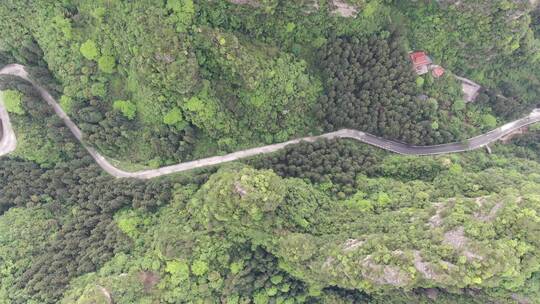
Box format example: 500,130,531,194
80,40,99,60
378,155,447,181
181,82,233,138
449,163,463,175
4,90,70,166
116,210,144,239
113,100,137,120
229,261,243,274
190,166,288,227
166,0,195,32
98,55,116,73
40,153,540,303
92,6,106,20
419,72,484,140
481,114,497,129
415,77,424,87
426,98,438,113
59,95,74,114
226,295,240,304
529,123,540,132
71,284,114,304
191,260,208,276
60,270,148,304
362,0,380,18
376,191,390,206
165,260,190,282
163,107,186,129
270,275,283,285
3,90,24,114
51,15,72,40
452,99,466,112
253,292,269,304
90,83,106,98
12,130,63,167
401,1,533,77
345,192,373,212
285,22,296,33
196,28,321,143
3,2,540,303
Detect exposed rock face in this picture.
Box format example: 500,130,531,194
428,203,445,228
512,293,532,304
425,288,439,300
342,239,364,252
322,256,336,269
413,251,437,280
412,251,456,283
331,0,358,17
443,227,483,261
361,255,412,287
227,0,261,7
97,285,113,304
233,181,248,198
474,201,503,222
444,227,469,249
138,271,160,292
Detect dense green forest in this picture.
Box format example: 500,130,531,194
1,0,538,166
1,0,540,303
3,87,540,303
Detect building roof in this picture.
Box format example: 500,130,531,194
409,51,432,67
432,66,445,78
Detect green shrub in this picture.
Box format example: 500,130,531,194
98,56,116,73
191,260,208,276
80,40,99,60
3,90,24,114
113,100,137,120
163,107,187,129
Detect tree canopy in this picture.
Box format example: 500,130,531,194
1,1,540,303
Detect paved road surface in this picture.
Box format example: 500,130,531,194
1,64,539,179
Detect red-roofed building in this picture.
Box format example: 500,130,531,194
431,66,445,78
409,51,432,75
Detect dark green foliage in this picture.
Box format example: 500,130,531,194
2,1,540,303
477,86,539,121
316,34,455,145
3,145,540,303
0,89,176,302
249,139,382,197
0,151,181,303
493,127,540,162
511,130,540,160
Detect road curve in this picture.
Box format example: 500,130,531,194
0,63,539,179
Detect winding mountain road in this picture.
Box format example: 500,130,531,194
0,64,539,179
